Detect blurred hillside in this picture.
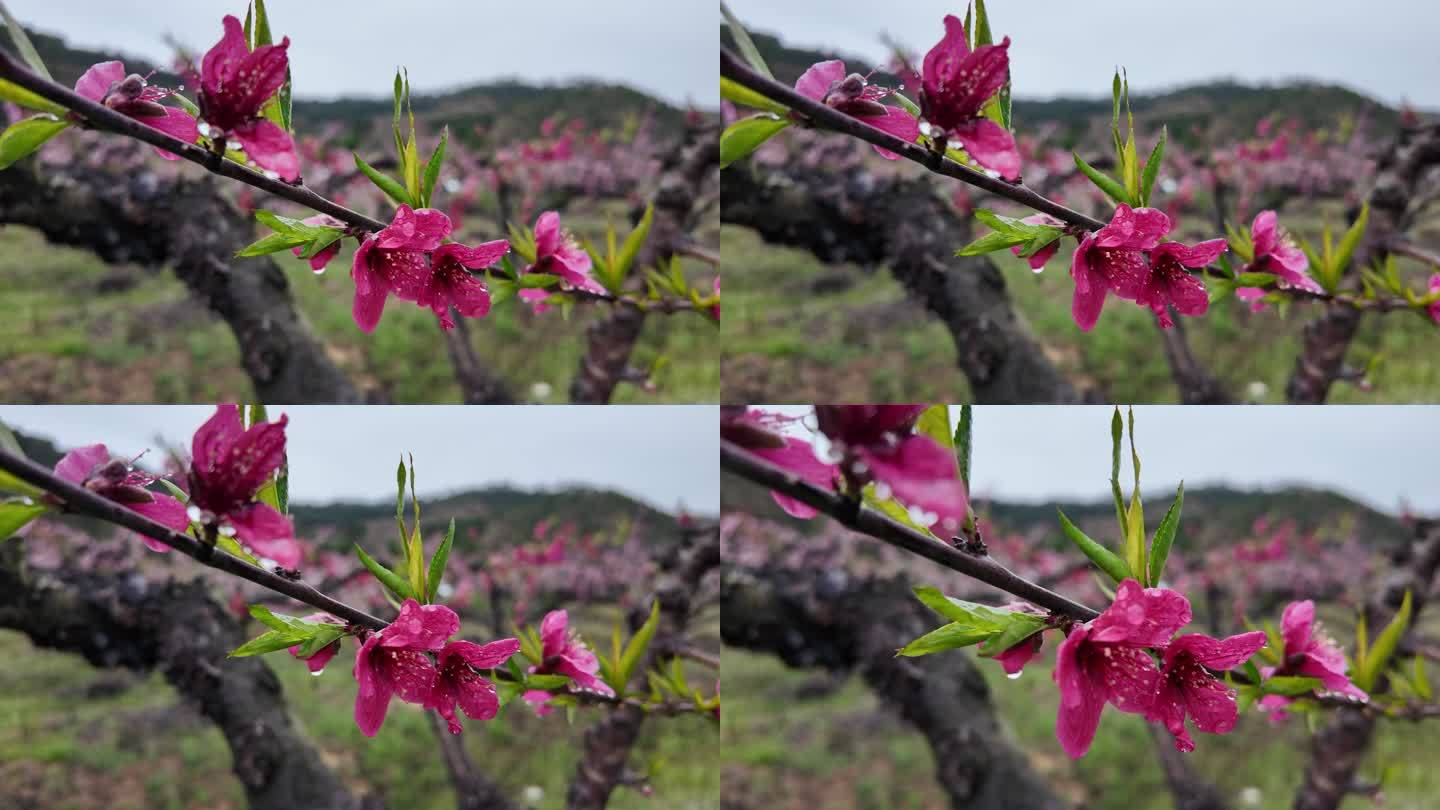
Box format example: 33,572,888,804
722,470,1410,551
721,25,1402,143
3,24,692,144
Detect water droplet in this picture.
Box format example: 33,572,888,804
218,523,237,537
310,668,324,677
186,505,202,522
873,482,892,501
312,267,326,276
1007,670,1023,680
1031,265,1045,274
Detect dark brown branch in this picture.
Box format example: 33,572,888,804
1286,122,1440,403
720,441,1101,622
569,120,719,403
0,157,364,403
1146,723,1231,810
720,48,1107,232
1293,520,1440,810
565,525,719,809
426,713,521,810
0,543,380,810
720,564,1066,810
1155,310,1233,404
441,312,515,404
0,448,388,632
721,156,1082,403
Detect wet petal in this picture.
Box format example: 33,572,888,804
75,61,127,102
232,119,299,181
54,444,110,485
794,60,846,102
951,118,1020,180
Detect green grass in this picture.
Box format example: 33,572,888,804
721,197,1440,402
722,600,1440,810
0,201,719,404
0,605,719,810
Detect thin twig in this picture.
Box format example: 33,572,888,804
720,440,1101,622
719,48,1107,232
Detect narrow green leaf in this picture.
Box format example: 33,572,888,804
915,405,954,452
1140,126,1166,206
720,2,773,78
0,1,52,79
420,126,448,208
720,115,790,169
1057,509,1133,584
898,621,995,656
719,76,788,115
407,526,426,601
353,152,412,206
0,115,69,169
956,230,1027,256
426,518,455,603
355,543,415,600
229,629,310,658
612,203,654,287
616,600,661,694
1356,591,1412,692
0,501,48,541
1074,152,1131,206
1262,675,1326,696
1147,482,1183,586
0,78,64,115
954,405,973,489
235,232,308,257
1109,408,1128,539
912,586,1011,627
977,613,1046,658
1332,202,1369,277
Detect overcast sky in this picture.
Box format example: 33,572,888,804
0,406,718,514
761,406,1440,514
726,0,1440,108
15,0,712,106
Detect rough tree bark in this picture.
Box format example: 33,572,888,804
566,524,720,809
0,543,378,810
1292,519,1440,810
1286,122,1440,403
0,157,363,403
569,122,719,404
720,159,1081,403
720,564,1065,810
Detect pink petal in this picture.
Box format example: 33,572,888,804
794,60,846,102
74,61,126,102
1070,237,1109,332
1153,239,1227,268
434,240,509,270
534,211,562,258
1090,580,1192,647
191,405,245,473
1097,645,1162,715
1279,600,1314,653
54,444,111,484
1149,678,1193,751
291,639,339,673
1053,626,1105,758
384,648,441,706
1166,631,1267,670
951,118,1021,180
142,107,201,161
128,495,191,552
540,609,569,656
453,670,500,722
1183,672,1241,735
382,599,460,651
232,119,300,181
377,206,452,251
995,634,1042,675
1096,205,1171,250
866,106,921,160
1014,239,1060,271
858,434,968,534
227,503,302,568
200,17,249,101
1250,210,1279,257
353,635,393,737
442,638,520,670
747,437,838,519
350,239,388,333
921,15,971,96
227,37,291,120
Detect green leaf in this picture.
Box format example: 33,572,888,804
862,482,936,537
897,621,996,656
295,625,344,658
615,600,661,694
353,152,412,206
954,405,973,489
0,1,52,79
229,629,310,658
0,115,69,169
355,543,415,600
1073,152,1131,206
0,78,64,115
1356,591,1412,692
612,203,654,288
426,518,455,603
1332,202,1369,278
407,526,425,601
1415,655,1432,700
0,501,47,541
956,230,1028,256
1262,675,1326,696
249,604,311,633
235,231,309,257
720,2,773,79
1109,408,1128,539
1140,126,1166,206
977,614,1046,658
912,586,1012,627
719,76,788,115
915,405,953,452
720,115,790,169
420,126,448,208
1057,509,1133,584
1147,482,1183,586
525,674,571,691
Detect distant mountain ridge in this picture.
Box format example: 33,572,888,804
722,26,1402,141
3,24,691,143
